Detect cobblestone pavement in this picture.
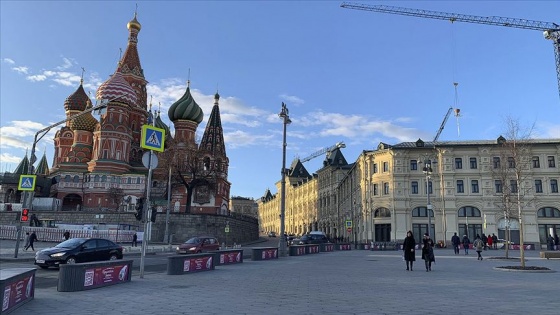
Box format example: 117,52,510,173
6,248,559,315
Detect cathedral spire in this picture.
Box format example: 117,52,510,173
200,89,227,159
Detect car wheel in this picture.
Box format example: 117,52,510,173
39,266,49,269
109,254,118,260
66,257,77,264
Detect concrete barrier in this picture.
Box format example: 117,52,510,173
335,243,352,251
0,268,35,314
540,251,560,259
305,244,320,254
319,243,334,252
251,247,278,261
289,245,306,256
213,249,243,266
168,253,215,275
57,260,132,292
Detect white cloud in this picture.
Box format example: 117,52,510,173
3,58,15,64
57,57,74,70
12,66,29,74
0,153,21,166
279,94,305,106
224,130,275,149
0,121,50,151
27,74,47,82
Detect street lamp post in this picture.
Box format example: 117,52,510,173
423,159,433,238
278,102,291,257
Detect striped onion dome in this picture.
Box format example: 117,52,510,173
168,84,203,123
70,101,98,132
96,71,137,106
64,83,90,112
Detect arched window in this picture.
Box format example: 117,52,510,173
64,175,71,182
73,175,80,183
538,207,560,218
136,177,141,184
94,175,100,182
204,157,211,171
374,208,391,218
101,175,107,182
458,206,481,217
412,207,433,217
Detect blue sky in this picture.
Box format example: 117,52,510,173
1,1,559,200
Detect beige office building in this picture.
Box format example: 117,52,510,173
259,137,560,246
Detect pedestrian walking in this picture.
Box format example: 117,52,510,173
451,232,461,254
487,233,493,249
547,234,554,250
462,234,470,255
491,233,498,249
473,235,484,260
481,233,488,250
402,230,416,271
63,231,70,240
23,232,30,250
132,232,138,247
554,234,559,250
422,233,435,272
24,231,38,251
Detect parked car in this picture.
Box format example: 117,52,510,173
176,236,220,254
295,232,330,245
267,231,277,238
35,238,123,269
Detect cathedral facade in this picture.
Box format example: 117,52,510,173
44,13,230,214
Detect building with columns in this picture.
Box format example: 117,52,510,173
259,137,560,246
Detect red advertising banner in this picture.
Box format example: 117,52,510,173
2,275,34,313
261,249,278,260
183,256,213,272
84,265,129,288
220,252,242,264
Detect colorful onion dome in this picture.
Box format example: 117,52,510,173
154,112,172,144
96,71,137,106
127,13,141,31
70,101,98,132
64,83,90,112
168,83,203,123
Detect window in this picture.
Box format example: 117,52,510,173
471,180,479,193
457,180,464,193
548,156,556,168
458,206,481,217
383,182,390,195
412,223,434,243
469,157,477,169
373,184,378,196
410,160,418,171
508,157,515,168
532,156,540,168
493,157,501,169
383,162,389,172
537,207,560,218
495,180,502,193
510,180,518,193
373,164,378,174
412,207,434,217
424,181,433,194
552,179,559,193
535,180,543,193
459,224,483,241
455,158,463,169
411,181,419,194
374,208,391,217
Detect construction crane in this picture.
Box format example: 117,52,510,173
434,106,461,142
340,2,560,100
301,142,346,163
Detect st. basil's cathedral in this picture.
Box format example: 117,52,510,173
5,12,230,214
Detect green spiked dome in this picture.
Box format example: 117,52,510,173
168,81,203,123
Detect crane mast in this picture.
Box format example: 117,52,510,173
301,142,346,163
434,107,460,142
340,2,560,101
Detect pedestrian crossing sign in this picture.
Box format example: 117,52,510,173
141,125,165,152
18,175,37,191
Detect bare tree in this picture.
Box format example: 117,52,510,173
108,187,125,211
156,144,216,214
491,117,535,267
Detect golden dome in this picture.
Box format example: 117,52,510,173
127,13,141,31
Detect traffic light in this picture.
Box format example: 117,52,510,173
21,209,29,222
134,198,144,221
150,207,157,222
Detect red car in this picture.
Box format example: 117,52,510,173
176,236,220,254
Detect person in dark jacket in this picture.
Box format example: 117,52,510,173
451,232,461,254
462,235,470,255
24,232,38,251
422,233,435,272
402,230,416,271
63,231,70,240
481,233,488,250
132,233,138,247
554,234,559,250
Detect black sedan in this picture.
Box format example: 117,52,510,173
35,238,123,269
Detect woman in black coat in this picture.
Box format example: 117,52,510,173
422,233,435,272
402,230,416,271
